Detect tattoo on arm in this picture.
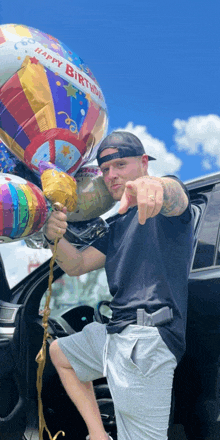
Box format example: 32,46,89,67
160,178,189,217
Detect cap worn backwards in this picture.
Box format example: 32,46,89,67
96,131,156,167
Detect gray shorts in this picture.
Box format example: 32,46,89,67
57,322,177,440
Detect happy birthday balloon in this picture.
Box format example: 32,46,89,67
67,165,115,222
0,24,108,178
0,173,50,243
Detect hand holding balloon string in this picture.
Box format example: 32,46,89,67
45,203,68,242
40,163,78,242
35,165,78,440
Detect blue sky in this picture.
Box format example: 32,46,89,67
0,0,220,181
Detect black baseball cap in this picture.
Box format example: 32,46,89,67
97,131,156,166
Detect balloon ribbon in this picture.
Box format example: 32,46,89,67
35,236,65,440
35,166,77,438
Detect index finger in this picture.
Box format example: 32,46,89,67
118,182,137,214
136,182,157,224
136,184,150,224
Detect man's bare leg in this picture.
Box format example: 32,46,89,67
49,340,108,440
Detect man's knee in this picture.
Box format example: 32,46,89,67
49,339,71,369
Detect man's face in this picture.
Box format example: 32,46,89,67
99,148,148,200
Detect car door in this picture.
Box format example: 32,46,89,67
0,248,27,440
0,244,53,440
172,181,220,440
0,251,85,440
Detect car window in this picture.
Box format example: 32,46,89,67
214,223,220,267
191,204,202,234
39,269,112,318
0,238,112,315
0,240,52,288
192,190,220,270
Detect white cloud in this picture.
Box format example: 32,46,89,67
115,122,182,177
173,114,220,167
202,159,212,171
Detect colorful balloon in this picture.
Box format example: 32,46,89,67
67,166,115,222
0,173,50,243
0,24,108,178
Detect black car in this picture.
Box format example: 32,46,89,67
1,172,220,440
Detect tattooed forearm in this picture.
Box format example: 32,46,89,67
160,178,189,217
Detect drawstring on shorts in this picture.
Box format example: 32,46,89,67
103,332,110,377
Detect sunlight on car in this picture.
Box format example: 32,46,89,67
0,240,52,288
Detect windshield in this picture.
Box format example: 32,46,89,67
39,269,112,319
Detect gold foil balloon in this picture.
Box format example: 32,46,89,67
39,161,77,212
67,165,115,222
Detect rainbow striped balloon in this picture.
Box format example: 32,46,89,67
0,173,49,242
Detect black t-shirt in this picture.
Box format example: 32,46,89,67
92,176,194,363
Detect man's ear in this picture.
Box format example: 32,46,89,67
141,154,149,172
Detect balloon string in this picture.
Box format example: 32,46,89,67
35,236,65,440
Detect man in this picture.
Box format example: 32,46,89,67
46,131,194,440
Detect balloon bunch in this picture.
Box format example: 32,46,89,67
0,22,116,440
0,23,115,244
